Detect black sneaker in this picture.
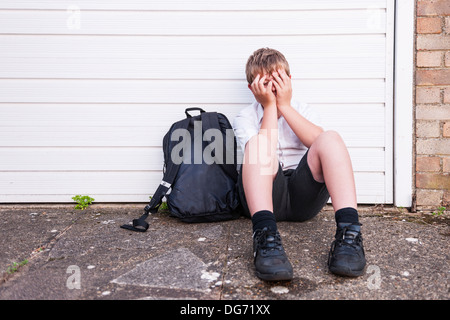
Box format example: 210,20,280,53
253,227,293,281
328,222,366,277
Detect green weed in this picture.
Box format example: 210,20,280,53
432,206,446,216
6,259,28,274
72,195,95,210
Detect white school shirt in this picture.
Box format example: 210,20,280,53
232,99,321,171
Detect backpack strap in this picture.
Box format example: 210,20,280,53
120,115,191,232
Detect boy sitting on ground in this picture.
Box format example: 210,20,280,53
233,48,366,281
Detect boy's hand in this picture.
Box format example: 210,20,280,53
249,74,276,108
272,69,292,109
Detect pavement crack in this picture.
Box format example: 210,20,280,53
1,214,81,286
218,224,231,300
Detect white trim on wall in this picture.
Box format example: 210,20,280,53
393,0,415,208
385,0,395,204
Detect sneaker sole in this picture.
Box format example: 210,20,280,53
255,270,293,281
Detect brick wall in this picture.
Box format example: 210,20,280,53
415,0,450,209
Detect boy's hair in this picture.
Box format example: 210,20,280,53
245,48,290,84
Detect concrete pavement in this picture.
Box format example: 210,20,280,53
0,204,448,302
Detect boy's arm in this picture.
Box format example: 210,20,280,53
248,74,278,155
278,103,323,148
272,69,323,148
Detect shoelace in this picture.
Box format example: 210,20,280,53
328,223,364,267
333,224,363,249
255,228,283,254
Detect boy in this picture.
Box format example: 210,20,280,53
233,48,366,281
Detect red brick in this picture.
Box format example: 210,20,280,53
445,52,450,67
444,190,450,206
417,138,450,154
416,173,450,189
417,51,443,67
417,0,450,16
446,17,450,33
416,87,441,104
416,105,450,120
444,122,450,137
444,157,450,172
416,69,450,85
416,120,440,137
417,35,450,50
416,156,441,172
417,17,442,33
416,189,443,206
445,87,450,103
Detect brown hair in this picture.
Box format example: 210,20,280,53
245,48,290,84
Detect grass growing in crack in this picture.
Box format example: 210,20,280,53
6,259,28,274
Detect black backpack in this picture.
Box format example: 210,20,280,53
121,107,241,232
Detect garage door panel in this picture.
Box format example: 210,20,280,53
0,147,384,173
0,56,387,80
0,125,384,148
0,10,386,35
0,171,386,203
0,79,386,104
0,0,387,11
0,35,387,59
0,103,385,128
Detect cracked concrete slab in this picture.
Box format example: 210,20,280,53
111,247,220,291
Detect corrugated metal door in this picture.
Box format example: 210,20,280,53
0,0,394,203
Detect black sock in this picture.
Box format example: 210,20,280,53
251,210,277,233
335,207,359,225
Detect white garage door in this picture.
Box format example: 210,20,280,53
0,0,393,203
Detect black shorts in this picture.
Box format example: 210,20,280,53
237,150,330,222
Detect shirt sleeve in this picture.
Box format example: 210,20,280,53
232,107,259,153
296,101,323,128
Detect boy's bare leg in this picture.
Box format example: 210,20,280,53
307,130,366,277
242,134,278,216
242,132,293,281
306,130,357,211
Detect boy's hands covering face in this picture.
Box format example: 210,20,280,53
249,74,276,108
271,69,292,109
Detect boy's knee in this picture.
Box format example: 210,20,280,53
312,130,345,150
319,130,342,143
